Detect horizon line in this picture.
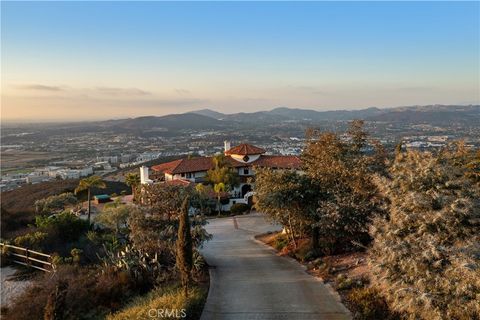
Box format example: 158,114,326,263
2,103,479,125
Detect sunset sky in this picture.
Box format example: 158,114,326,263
2,1,479,122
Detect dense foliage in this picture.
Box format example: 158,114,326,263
5,265,143,320
13,212,90,254
369,147,480,319
256,120,385,254
230,203,250,214
4,182,211,320
34,192,78,215
206,154,240,189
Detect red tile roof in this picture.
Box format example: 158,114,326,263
151,154,302,174
225,143,266,155
164,179,193,186
151,159,183,174
152,157,214,174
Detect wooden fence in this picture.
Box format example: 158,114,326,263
0,243,54,272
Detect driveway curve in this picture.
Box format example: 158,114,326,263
200,213,351,320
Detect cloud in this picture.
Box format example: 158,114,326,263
15,84,65,91
175,88,191,96
94,87,151,96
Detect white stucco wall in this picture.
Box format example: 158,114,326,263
230,154,261,163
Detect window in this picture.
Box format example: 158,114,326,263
186,173,192,178
243,168,249,175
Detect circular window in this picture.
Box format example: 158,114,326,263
242,155,250,162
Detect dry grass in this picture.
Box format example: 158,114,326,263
107,284,208,320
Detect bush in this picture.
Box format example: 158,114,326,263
230,203,250,215
12,212,90,254
369,149,480,320
0,207,36,239
13,232,48,250
35,212,90,243
34,192,78,215
3,265,142,320
348,287,397,320
1,244,12,267
274,234,289,251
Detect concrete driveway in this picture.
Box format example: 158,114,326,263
200,213,351,320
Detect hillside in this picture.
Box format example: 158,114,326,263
190,108,226,120
188,105,480,125
111,113,223,131
1,179,129,238
365,105,480,124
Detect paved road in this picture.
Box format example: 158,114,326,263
200,213,351,320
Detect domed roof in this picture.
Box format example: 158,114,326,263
224,143,266,156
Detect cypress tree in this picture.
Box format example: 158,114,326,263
176,196,193,297
44,281,68,320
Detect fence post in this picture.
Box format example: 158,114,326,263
25,248,30,267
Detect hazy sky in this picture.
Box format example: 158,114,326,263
2,1,479,121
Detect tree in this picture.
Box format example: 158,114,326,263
129,184,210,264
95,203,131,236
125,172,140,201
213,182,225,215
206,154,240,190
74,176,106,223
347,119,368,155
255,169,318,249
369,149,480,319
194,184,213,215
176,197,193,298
302,122,384,253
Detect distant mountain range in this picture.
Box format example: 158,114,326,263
20,105,475,133
100,113,222,131
191,105,480,125
2,105,479,141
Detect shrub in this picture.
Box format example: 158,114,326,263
34,193,78,215
230,203,250,215
369,149,480,320
35,212,90,243
11,212,90,254
274,234,289,251
70,248,83,264
13,231,48,250
0,207,36,239
1,244,12,267
348,287,397,320
100,244,164,288
3,265,141,320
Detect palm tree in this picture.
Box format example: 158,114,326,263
214,182,225,216
75,176,106,223
125,172,140,202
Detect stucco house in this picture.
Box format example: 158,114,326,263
140,141,301,210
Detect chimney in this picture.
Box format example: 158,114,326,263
140,166,152,184
224,140,231,153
